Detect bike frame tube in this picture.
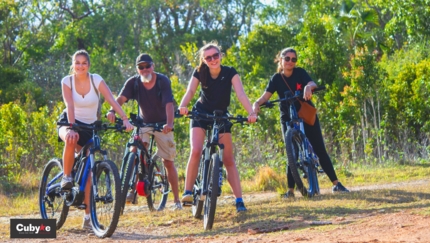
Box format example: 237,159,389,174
45,172,63,195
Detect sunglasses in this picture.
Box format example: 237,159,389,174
204,53,220,62
137,63,152,70
283,56,297,63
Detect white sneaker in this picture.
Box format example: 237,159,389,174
126,190,138,204
82,217,92,230
172,201,183,211
61,175,73,189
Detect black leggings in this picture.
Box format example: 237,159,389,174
281,116,338,189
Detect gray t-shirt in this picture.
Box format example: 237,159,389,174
118,72,173,123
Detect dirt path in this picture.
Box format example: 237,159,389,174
2,179,430,243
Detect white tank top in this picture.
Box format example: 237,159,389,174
61,73,103,124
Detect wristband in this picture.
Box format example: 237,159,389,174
109,109,115,113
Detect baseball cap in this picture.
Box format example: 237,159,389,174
136,53,153,65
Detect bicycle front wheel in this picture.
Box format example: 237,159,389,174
285,128,310,197
120,152,137,214
39,159,69,229
203,153,220,230
146,155,169,211
90,160,122,238
192,150,205,219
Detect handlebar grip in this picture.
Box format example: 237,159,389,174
314,86,326,92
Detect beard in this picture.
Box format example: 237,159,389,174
141,73,152,82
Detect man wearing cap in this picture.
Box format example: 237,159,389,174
107,53,181,210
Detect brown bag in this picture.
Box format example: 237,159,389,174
280,73,317,126
298,100,317,126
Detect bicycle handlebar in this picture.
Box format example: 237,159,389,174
57,120,126,132
261,86,326,108
175,110,249,124
128,113,173,132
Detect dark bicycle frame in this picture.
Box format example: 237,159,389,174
262,86,326,197
180,110,248,230
119,113,170,212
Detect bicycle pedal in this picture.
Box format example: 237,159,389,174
77,204,86,210
182,202,193,207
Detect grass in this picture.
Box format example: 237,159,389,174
0,163,429,240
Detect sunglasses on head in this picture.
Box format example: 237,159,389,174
137,63,152,70
283,56,297,63
204,53,220,62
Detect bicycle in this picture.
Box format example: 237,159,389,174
178,110,248,230
260,86,326,197
119,113,170,213
39,120,124,238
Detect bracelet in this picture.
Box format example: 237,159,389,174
109,109,115,113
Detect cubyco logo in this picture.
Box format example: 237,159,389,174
10,219,56,239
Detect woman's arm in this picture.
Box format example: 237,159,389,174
252,91,273,114
62,82,75,123
231,74,257,123
98,80,133,131
178,76,200,115
304,81,317,101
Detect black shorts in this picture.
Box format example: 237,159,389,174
190,102,232,133
57,112,93,147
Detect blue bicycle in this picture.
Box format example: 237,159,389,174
261,87,325,197
39,120,123,238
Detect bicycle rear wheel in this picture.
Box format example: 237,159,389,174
192,151,205,219
203,153,220,230
119,152,137,214
90,160,121,238
146,155,169,211
39,159,69,229
285,128,310,197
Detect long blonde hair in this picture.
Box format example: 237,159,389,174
197,41,221,88
69,50,91,75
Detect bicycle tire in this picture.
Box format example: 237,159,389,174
306,157,320,197
203,153,220,230
90,160,122,238
39,159,69,229
120,152,137,215
146,155,169,211
192,151,205,219
285,128,309,197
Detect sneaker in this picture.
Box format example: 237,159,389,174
236,201,247,213
82,217,92,230
181,192,193,203
332,182,350,193
126,190,138,204
61,175,73,189
172,201,183,211
281,191,295,199
82,217,104,231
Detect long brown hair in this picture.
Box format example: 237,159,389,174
196,42,221,88
69,50,91,75
276,47,297,73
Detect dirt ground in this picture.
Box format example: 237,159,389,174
2,180,430,243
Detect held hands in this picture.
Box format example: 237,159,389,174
179,106,189,115
303,85,313,101
162,124,173,134
247,112,257,123
123,119,133,132
65,129,79,143
106,111,116,123
252,102,260,114
107,110,133,132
